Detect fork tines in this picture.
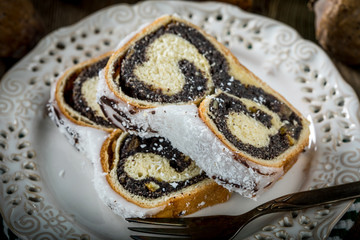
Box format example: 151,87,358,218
126,217,187,227
127,218,191,239
131,236,190,240
128,226,190,236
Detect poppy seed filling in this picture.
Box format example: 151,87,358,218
116,135,208,199
118,21,212,103
208,93,303,160
64,57,114,127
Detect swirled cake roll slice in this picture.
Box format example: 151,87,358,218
103,15,215,108
48,52,116,153
99,130,230,218
199,91,310,171
97,15,310,198
53,52,115,131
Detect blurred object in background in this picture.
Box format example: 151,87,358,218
312,0,360,66
0,0,44,77
216,0,253,10
0,0,44,58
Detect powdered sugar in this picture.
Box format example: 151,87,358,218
48,70,165,218
97,77,284,198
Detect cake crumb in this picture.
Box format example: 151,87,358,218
58,170,65,178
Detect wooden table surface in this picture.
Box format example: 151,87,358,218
0,0,359,239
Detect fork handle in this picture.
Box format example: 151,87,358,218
255,181,360,214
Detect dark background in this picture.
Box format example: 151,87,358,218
1,0,359,97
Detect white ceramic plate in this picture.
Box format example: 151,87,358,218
1,1,360,239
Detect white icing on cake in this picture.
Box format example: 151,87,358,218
97,71,284,199
48,70,165,218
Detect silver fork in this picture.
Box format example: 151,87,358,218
127,181,360,240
